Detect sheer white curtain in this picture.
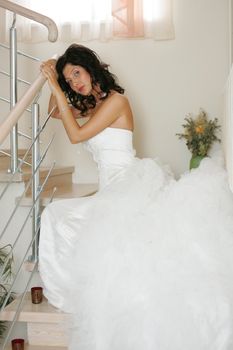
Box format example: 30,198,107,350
0,0,174,42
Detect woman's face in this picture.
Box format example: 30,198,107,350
63,64,92,95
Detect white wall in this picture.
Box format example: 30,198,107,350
3,0,230,180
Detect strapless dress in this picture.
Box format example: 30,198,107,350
39,127,233,350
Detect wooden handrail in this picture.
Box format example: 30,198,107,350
0,0,58,42
0,73,47,145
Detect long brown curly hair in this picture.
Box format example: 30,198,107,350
56,44,124,116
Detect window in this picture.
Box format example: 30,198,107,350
1,0,174,42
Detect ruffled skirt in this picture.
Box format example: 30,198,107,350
39,154,233,350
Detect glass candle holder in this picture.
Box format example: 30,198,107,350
11,338,24,350
31,286,43,304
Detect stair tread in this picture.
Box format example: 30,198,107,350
22,166,75,181
0,165,75,183
6,345,67,349
38,182,98,199
18,183,98,207
0,292,71,323
0,148,31,157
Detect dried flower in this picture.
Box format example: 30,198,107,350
176,109,221,157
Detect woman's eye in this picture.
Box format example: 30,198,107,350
73,70,79,77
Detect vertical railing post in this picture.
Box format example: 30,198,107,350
31,102,40,261
9,14,18,173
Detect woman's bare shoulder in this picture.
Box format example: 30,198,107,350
105,92,130,108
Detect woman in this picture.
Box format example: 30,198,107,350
39,44,233,350
41,44,133,141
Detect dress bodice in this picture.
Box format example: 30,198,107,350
84,127,136,189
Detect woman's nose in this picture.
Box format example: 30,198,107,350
71,77,79,86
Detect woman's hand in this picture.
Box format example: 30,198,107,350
40,59,60,96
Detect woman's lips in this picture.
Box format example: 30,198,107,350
78,85,85,93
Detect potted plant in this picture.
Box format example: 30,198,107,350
176,109,221,169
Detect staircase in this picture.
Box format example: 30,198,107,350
1,292,70,349
0,2,83,347
6,346,67,350
0,149,98,204
0,149,98,347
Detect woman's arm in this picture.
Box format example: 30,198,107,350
54,87,125,143
70,93,128,141
48,94,84,119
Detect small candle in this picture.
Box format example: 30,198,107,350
31,286,43,304
11,338,24,350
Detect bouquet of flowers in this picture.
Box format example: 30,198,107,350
176,109,221,168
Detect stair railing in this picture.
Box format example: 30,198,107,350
0,0,57,174
0,0,58,42
0,1,58,347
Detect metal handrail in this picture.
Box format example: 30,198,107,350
0,73,47,145
0,3,59,346
0,0,58,42
0,159,56,284
0,159,56,282
0,106,56,200
0,135,55,243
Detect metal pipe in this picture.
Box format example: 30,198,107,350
0,183,56,310
0,72,46,145
31,103,40,262
0,97,10,103
0,226,40,312
0,150,31,167
0,136,55,243
1,263,38,350
0,159,55,280
0,111,54,200
9,15,18,173
0,43,41,61
0,69,31,85
18,131,32,140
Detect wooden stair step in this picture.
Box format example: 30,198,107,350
6,344,68,350
0,148,32,171
24,166,75,195
0,292,71,324
18,183,98,207
0,165,74,184
1,293,71,347
21,166,74,182
28,322,69,347
0,149,31,157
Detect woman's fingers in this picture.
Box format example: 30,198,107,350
40,60,58,80
40,60,59,95
41,58,56,66
40,64,57,79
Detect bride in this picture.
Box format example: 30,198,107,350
39,44,233,350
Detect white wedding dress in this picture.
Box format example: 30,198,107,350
39,127,233,350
